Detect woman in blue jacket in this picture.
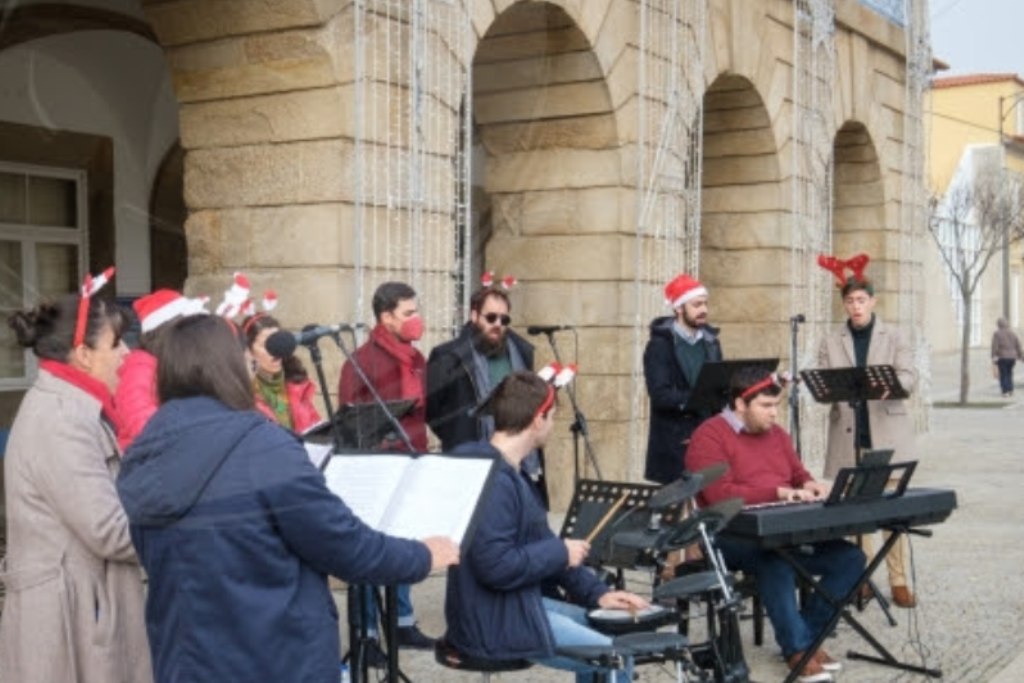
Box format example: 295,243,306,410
117,314,458,683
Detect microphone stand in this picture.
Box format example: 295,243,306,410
332,331,415,452
299,335,346,454
332,329,414,683
538,329,603,483
788,314,805,459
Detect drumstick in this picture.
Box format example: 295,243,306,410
585,492,631,544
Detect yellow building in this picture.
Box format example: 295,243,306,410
927,73,1024,351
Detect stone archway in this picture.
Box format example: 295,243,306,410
149,142,187,291
831,120,889,319
469,1,629,504
699,73,786,358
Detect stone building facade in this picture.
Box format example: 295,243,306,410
0,0,929,511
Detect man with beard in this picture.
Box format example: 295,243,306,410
643,273,723,484
426,285,547,505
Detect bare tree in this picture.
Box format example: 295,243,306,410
929,163,1024,403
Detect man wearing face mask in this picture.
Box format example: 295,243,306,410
338,281,434,655
339,281,428,451
426,285,547,506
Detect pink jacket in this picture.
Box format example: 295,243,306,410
255,378,322,434
113,349,159,452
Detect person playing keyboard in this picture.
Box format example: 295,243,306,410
686,367,865,683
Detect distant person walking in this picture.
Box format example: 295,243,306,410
991,318,1022,398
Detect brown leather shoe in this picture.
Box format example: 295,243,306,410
891,585,917,608
787,652,832,682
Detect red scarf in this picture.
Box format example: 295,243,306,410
370,324,424,406
39,359,122,433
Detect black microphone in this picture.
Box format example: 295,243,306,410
264,324,364,359
526,325,574,336
790,314,806,323
265,330,298,359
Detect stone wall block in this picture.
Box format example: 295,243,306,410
485,149,622,193
700,210,788,249
185,140,354,208
142,0,347,48
475,81,613,125
480,114,618,154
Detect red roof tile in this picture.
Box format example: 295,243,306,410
932,73,1024,89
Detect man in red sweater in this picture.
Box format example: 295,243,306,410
687,368,864,683
337,281,433,657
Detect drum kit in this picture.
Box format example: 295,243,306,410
561,464,752,683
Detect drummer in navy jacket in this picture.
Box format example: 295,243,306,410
444,371,648,682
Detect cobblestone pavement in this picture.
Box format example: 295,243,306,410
339,348,1023,682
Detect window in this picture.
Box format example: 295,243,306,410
0,163,87,388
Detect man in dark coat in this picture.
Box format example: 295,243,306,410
643,273,722,484
445,371,647,682
426,285,547,506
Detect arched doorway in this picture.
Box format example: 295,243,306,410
831,121,888,319
699,74,786,358
469,1,626,501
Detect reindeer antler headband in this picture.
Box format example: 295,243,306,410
816,253,872,294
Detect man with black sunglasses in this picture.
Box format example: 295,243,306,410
426,285,548,507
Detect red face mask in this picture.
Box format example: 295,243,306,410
399,315,424,342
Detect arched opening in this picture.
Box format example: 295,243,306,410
470,2,619,301
469,1,624,504
149,142,187,290
831,121,889,319
699,74,786,358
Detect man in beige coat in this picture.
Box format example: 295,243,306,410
817,277,918,609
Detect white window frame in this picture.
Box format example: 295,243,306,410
0,161,88,389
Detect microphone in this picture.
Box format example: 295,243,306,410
790,314,806,323
526,325,574,336
264,324,364,359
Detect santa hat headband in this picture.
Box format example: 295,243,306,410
816,253,874,295
134,289,209,334
740,371,792,401
240,290,281,335
664,274,708,309
215,272,252,319
534,362,577,418
74,267,115,347
480,271,517,291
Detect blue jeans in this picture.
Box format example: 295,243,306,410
361,584,415,635
716,538,864,658
531,598,634,683
997,358,1016,394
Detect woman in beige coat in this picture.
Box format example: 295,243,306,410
0,284,152,683
817,277,918,609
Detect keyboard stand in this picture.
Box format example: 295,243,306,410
777,526,941,683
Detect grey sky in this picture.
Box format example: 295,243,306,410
930,0,1024,77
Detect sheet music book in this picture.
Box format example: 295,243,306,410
303,441,333,470
323,452,498,544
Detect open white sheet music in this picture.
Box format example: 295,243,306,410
303,442,333,470
323,453,495,544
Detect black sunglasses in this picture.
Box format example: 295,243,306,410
482,312,511,326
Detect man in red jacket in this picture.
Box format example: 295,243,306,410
686,367,864,683
339,281,428,451
338,281,433,657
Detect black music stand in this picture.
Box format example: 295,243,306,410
558,480,685,574
801,364,907,619
686,358,779,415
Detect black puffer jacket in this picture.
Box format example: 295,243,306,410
642,316,722,483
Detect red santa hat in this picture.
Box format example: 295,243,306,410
664,274,708,309
134,289,209,333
